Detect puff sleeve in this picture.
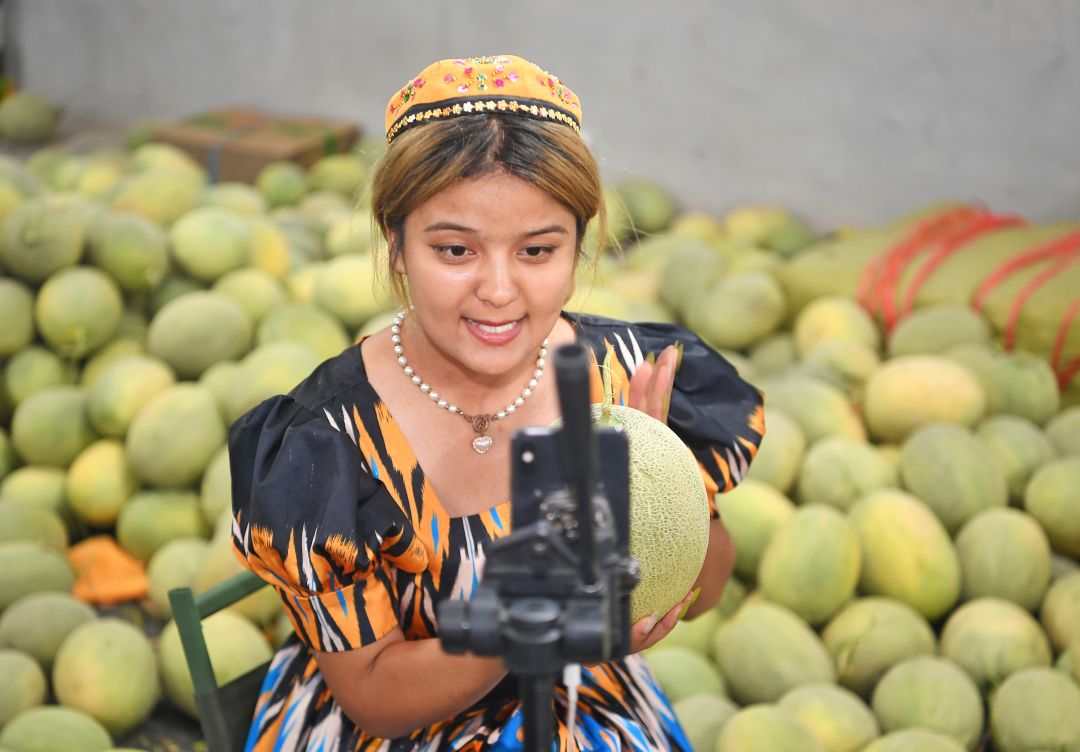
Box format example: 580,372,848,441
228,394,428,652
582,315,765,516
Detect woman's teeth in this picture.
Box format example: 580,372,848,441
471,320,517,333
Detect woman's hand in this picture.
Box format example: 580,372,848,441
628,590,694,653
628,344,679,423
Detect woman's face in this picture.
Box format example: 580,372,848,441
393,171,577,385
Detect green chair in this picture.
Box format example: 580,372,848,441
169,570,271,752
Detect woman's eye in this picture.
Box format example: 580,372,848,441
522,246,554,258
437,245,470,258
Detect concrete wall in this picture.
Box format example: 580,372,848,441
11,0,1080,227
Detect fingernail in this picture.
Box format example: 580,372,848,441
645,351,656,365
674,341,685,372
673,587,699,622
643,611,661,634
661,391,670,419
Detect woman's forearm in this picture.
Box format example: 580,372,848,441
317,632,508,739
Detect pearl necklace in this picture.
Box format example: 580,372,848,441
391,310,549,455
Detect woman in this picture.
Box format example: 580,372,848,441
229,54,764,751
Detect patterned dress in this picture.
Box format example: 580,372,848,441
228,312,765,751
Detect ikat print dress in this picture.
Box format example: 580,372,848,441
228,312,765,751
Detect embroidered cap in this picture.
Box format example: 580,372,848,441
384,55,583,145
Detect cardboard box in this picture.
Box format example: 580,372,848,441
153,107,360,183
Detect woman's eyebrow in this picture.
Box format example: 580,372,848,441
423,221,477,233
520,224,569,238
421,222,569,237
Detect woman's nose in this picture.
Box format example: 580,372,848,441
475,255,518,307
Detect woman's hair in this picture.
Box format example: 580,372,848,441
369,114,607,304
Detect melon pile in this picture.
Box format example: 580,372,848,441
0,127,1078,751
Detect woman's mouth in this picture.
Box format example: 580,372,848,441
464,317,523,343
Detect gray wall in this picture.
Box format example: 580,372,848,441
11,0,1080,228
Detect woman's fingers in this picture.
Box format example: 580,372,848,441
629,591,694,653
628,345,678,422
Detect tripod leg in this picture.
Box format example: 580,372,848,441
520,673,556,752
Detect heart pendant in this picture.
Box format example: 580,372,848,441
472,435,493,454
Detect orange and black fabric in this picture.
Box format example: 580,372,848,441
229,312,764,751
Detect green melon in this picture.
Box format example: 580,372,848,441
759,504,861,625
0,91,60,143
0,279,34,356
3,346,77,407
0,502,66,550
871,656,984,750
586,402,709,622
797,436,898,511
168,206,252,283
11,387,98,467
748,333,799,377
657,238,728,316
975,415,1056,503
108,170,204,228
955,508,1051,611
0,430,13,484
65,440,139,528
803,338,881,389
247,217,292,279
34,267,123,358
256,302,350,361
660,608,721,656
713,478,796,580
777,683,880,752
1024,457,1080,557
199,446,231,527
745,409,805,494
990,668,1080,752
715,704,824,752
862,729,966,752
125,384,225,489
255,161,308,208
86,211,169,293
688,271,786,351
946,342,1003,413
0,592,95,672
0,467,70,527
211,267,286,325
713,601,835,704
158,611,273,718
148,275,206,315
887,305,991,357
727,205,817,255
994,351,1061,426
306,153,367,199
198,360,240,419
761,376,866,443
0,195,96,283
115,490,209,562
146,537,210,619
225,342,322,424
822,597,936,698
1046,407,1080,456
52,619,159,736
642,646,725,702
864,356,986,442
848,490,960,620
614,177,676,236
129,143,203,178
0,705,113,752
939,597,1052,694
81,337,147,390
284,262,323,303
714,576,747,620
201,182,267,215
0,650,47,728
147,291,253,379
86,355,176,439
324,212,374,257
899,423,1008,534
0,542,74,612
1040,572,1080,652
671,693,737,752
314,254,386,330
793,296,881,359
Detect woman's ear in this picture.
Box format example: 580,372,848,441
388,228,406,275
